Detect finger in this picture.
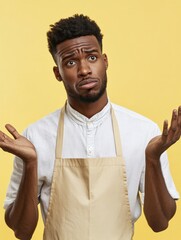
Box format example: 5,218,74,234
0,131,13,143
177,106,181,128
172,106,181,141
169,109,178,132
5,124,20,139
0,131,5,142
162,120,168,137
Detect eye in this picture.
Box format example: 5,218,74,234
66,60,76,67
88,55,97,62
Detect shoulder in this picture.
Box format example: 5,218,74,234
112,103,157,125
111,103,160,135
23,109,61,140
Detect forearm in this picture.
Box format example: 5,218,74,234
144,155,176,232
5,160,39,240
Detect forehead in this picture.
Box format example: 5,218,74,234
55,35,101,56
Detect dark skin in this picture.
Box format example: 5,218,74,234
0,124,38,240
53,36,108,118
0,35,180,239
144,108,181,231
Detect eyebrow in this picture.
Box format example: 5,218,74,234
61,52,75,61
83,48,99,53
59,48,99,62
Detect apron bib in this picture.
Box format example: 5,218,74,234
43,104,133,240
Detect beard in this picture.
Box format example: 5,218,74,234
66,73,107,103
79,77,107,103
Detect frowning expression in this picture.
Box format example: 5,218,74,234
53,35,108,103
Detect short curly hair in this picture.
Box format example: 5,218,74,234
47,14,103,60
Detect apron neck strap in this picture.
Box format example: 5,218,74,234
111,107,123,157
55,103,123,158
55,104,65,159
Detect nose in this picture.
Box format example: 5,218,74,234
78,60,92,77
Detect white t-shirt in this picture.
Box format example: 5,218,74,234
4,102,179,224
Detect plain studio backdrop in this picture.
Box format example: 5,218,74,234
0,1,181,239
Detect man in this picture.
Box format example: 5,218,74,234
0,14,180,240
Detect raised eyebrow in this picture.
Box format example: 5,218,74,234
83,49,99,54
58,48,99,62
61,52,76,62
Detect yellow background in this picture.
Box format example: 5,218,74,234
0,0,181,239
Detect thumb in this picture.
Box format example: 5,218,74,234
5,124,20,139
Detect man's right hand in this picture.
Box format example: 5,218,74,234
1,124,39,239
0,124,37,163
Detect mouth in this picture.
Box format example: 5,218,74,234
77,78,98,90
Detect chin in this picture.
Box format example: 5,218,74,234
80,91,105,103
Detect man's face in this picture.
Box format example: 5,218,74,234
54,35,108,103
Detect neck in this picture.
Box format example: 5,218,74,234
68,92,108,118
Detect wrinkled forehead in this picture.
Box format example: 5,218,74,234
55,35,101,57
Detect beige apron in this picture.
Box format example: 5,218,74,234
43,104,133,240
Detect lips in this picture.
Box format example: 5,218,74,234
78,78,98,90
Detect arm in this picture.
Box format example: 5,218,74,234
144,107,181,232
0,124,38,240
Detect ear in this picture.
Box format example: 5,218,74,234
53,66,62,82
103,54,108,70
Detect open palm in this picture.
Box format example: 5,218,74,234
0,124,37,162
146,107,181,158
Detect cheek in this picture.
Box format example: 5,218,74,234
94,63,107,78
61,69,76,83
62,72,78,89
